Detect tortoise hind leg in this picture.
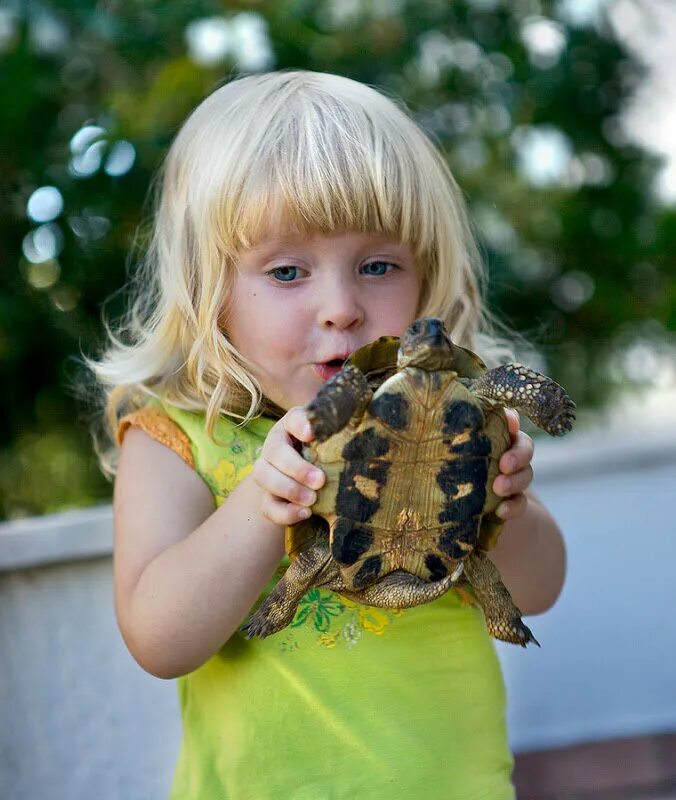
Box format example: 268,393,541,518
462,552,539,647
468,364,575,437
306,365,372,441
244,542,340,639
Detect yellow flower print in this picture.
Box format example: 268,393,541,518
358,606,391,635
212,459,253,494
318,632,339,648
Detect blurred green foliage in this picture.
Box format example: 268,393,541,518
1,0,674,520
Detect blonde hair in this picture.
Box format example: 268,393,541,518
90,70,505,476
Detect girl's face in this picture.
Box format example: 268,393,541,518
226,230,421,411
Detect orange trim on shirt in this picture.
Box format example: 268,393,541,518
117,407,195,470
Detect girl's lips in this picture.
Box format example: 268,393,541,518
312,363,344,381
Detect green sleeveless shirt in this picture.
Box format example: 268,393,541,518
154,403,514,799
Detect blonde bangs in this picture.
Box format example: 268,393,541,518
204,75,439,266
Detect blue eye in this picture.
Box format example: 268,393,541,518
270,266,299,282
362,261,394,276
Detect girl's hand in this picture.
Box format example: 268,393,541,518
493,409,534,521
253,407,326,526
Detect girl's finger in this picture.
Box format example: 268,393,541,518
493,465,534,498
252,459,317,507
504,408,520,441
281,406,315,443
495,492,528,521
499,430,534,475
261,494,312,526
262,426,324,490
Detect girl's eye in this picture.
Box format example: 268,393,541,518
361,261,395,276
269,266,301,282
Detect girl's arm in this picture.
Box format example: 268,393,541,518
114,409,321,679
489,491,566,616
488,410,566,616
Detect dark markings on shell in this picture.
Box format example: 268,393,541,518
424,553,448,581
369,392,409,430
444,434,492,457
336,428,390,523
436,455,488,523
331,518,374,566
439,520,479,559
442,400,484,435
352,554,383,589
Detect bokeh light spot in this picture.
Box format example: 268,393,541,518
30,11,69,54
521,17,567,68
26,260,61,290
557,0,609,28
70,124,106,154
22,224,65,264
185,13,273,71
550,270,595,312
185,17,233,66
27,186,64,223
104,141,136,177
68,214,111,240
512,125,573,187
69,140,107,178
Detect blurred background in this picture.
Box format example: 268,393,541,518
0,0,674,521
1,1,675,798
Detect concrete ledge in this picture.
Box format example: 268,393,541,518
1,411,675,571
0,505,113,571
531,423,676,485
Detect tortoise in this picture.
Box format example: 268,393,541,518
245,317,575,645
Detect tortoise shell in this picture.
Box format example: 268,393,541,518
299,337,511,591
286,335,507,562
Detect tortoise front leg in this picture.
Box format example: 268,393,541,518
462,552,539,647
244,543,341,639
468,364,575,436
306,365,372,442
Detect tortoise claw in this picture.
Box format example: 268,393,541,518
487,616,540,648
546,398,576,437
242,613,277,640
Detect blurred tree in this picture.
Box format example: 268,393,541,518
0,0,674,519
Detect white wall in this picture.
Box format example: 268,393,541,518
1,396,675,799
498,434,676,751
0,511,180,800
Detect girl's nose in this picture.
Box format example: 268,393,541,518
316,280,364,330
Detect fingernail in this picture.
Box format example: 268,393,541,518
298,508,311,519
308,469,324,489
301,489,316,505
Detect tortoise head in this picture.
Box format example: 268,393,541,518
397,318,454,370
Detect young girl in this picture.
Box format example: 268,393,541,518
92,71,565,799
